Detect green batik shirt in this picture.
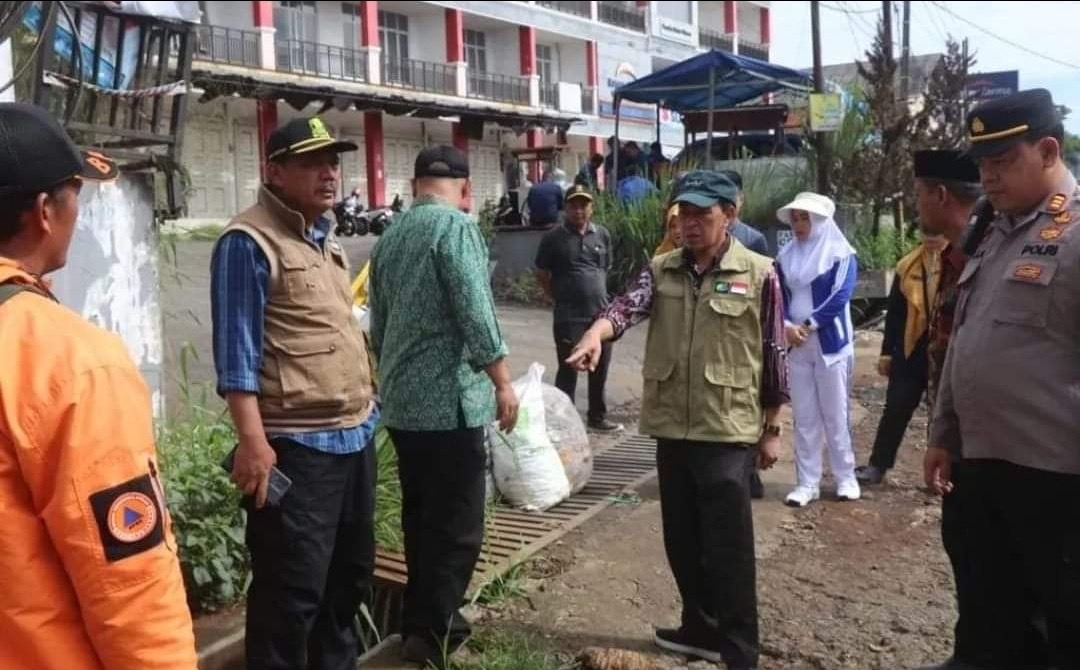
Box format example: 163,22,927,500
369,195,508,431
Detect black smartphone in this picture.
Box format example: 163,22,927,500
221,444,293,507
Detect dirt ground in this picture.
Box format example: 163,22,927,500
467,333,957,670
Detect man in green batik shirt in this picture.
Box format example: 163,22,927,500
369,144,518,668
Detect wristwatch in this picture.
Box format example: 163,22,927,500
763,424,782,437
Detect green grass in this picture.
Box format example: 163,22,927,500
470,561,528,606
373,426,405,551
442,629,576,670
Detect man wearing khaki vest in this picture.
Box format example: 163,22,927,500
211,117,380,670
568,171,789,670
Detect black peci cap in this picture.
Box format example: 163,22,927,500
414,144,470,179
965,88,1061,159
266,116,358,162
0,102,117,197
913,149,979,183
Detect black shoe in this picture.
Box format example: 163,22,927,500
749,470,765,499
588,418,624,433
653,627,725,664
855,464,886,485
401,634,461,669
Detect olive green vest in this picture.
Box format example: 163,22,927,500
639,239,772,444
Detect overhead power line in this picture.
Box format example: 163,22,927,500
929,1,1080,70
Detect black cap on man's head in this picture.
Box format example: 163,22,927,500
565,183,594,203
718,169,743,191
671,170,738,208
266,117,358,162
0,102,117,197
414,145,470,179
913,150,979,183
965,88,1061,159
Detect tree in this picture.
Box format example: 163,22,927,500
913,37,976,149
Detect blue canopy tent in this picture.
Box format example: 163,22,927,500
611,49,812,179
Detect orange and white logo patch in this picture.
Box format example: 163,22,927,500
107,492,158,543
1013,263,1043,281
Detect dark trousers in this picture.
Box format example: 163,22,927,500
245,438,376,670
388,426,486,648
956,458,1079,669
657,440,759,668
554,321,612,422
868,363,927,470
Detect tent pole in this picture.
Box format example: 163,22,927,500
655,105,661,146
613,95,621,193
705,68,716,169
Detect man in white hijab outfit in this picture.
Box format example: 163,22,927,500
775,192,860,507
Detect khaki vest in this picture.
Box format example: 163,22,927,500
219,187,373,431
640,239,771,444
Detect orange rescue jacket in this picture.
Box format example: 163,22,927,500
0,257,197,669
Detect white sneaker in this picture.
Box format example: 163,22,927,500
785,486,820,508
837,479,862,501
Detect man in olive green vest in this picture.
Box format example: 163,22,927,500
568,171,789,670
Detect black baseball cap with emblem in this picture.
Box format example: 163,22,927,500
414,144,470,179
267,116,358,162
965,88,1061,159
565,183,594,203
913,149,980,183
0,102,118,197
671,170,738,208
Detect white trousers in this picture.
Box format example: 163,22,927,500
788,334,856,489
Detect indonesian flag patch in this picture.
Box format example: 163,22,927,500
730,281,749,296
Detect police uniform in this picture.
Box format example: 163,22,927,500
930,89,1080,667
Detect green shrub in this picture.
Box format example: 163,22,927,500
851,225,920,270
157,415,248,614
493,273,547,306
373,426,404,552
593,186,670,295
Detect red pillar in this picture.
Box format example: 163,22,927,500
452,123,469,156
723,1,736,33
252,0,273,27
760,7,770,44
364,111,385,208
360,1,378,46
519,26,536,76
253,1,276,180
586,41,598,87
446,8,464,62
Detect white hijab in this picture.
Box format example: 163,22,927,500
776,193,856,288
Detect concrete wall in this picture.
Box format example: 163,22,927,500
738,2,763,42
410,11,446,63
491,227,549,284
487,26,520,76
51,175,165,417
698,2,725,33
558,40,587,86
206,1,251,29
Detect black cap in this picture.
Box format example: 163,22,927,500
671,170,738,208
965,88,1060,159
718,169,743,190
266,116,358,162
414,145,470,179
913,150,979,183
565,183,593,203
0,102,118,197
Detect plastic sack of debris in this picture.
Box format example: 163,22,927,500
491,363,571,512
541,384,593,494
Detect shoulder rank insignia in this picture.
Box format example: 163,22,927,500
1048,193,1067,213
1039,226,1063,241
1013,263,1043,281
1053,210,1071,225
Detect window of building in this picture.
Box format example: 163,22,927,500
275,1,317,42
464,29,487,74
657,1,691,24
342,3,362,51
379,11,410,64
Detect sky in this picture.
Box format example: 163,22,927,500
768,1,1080,134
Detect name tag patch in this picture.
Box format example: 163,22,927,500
1021,244,1059,257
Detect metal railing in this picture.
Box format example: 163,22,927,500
581,85,596,115
539,80,557,108
467,71,530,105
537,0,591,17
275,39,369,82
699,28,735,53
382,58,456,96
739,38,770,62
194,26,260,67
598,2,646,32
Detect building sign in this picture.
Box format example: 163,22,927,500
965,71,1019,105
809,93,843,132
656,18,695,45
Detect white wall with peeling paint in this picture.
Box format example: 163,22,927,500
50,175,165,417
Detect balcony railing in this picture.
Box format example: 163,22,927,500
537,0,591,17
275,39,369,82
739,38,770,62
699,28,735,53
539,80,557,108
599,2,646,32
382,58,456,96
467,71,530,105
194,26,260,67
581,85,596,115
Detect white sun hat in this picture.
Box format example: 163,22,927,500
776,192,837,225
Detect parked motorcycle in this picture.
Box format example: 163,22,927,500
333,191,368,237
369,194,404,235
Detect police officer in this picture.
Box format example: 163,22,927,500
927,89,1080,668
568,171,789,670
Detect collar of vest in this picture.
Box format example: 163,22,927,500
258,186,319,238
661,237,749,274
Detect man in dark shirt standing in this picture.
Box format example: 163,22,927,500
525,170,564,227
535,184,622,433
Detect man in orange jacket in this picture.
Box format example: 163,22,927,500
0,103,198,669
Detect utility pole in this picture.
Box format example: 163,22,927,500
811,0,829,195
900,0,911,100
882,1,893,64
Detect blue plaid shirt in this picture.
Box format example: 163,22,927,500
210,216,376,454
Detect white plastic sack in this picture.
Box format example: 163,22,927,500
541,384,593,494
492,363,572,511
352,305,370,332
